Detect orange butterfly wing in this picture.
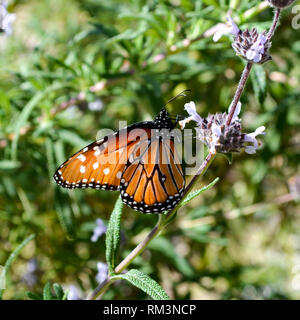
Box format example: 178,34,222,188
53,125,151,191
53,110,186,214
120,132,185,213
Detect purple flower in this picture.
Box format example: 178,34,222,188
180,100,266,154
246,34,268,63
91,218,107,242
213,15,271,64
67,285,81,300
243,126,266,154
22,258,38,287
88,99,103,111
213,15,240,42
96,262,108,284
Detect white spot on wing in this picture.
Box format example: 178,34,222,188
77,154,86,162
93,162,99,170
80,165,86,174
116,171,122,179
103,168,110,175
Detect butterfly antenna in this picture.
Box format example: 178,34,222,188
165,89,191,107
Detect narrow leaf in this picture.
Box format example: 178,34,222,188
179,178,219,208
54,188,75,239
105,196,123,273
118,269,169,300
57,130,90,148
26,291,43,300
0,160,21,170
106,26,148,45
53,283,64,300
43,282,53,300
0,234,35,299
11,83,61,160
10,92,44,161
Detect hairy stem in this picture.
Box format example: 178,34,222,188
267,8,281,41
226,62,253,126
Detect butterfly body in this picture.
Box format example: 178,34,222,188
53,108,185,213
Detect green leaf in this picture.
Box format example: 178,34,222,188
0,160,21,170
149,237,194,278
26,291,43,300
57,130,90,148
47,56,77,76
10,82,61,160
179,178,219,208
45,138,55,181
54,188,75,239
250,64,267,104
43,282,53,300
62,289,69,300
0,234,35,299
105,196,123,273
105,26,148,45
53,283,64,300
116,269,169,300
10,91,44,161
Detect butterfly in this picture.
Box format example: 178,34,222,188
53,108,185,214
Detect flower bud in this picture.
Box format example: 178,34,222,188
267,0,296,8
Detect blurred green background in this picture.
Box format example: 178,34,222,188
0,0,299,299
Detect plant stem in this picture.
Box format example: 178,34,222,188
267,8,281,41
226,62,253,126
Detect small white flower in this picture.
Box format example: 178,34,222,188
244,126,266,154
91,218,106,242
0,1,16,35
228,101,241,121
210,123,222,153
245,34,268,63
213,16,240,42
179,101,202,129
96,262,108,284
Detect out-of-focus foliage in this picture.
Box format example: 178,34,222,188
0,0,299,300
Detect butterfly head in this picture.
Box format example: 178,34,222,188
154,108,175,130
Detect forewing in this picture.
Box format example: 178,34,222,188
53,126,151,191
